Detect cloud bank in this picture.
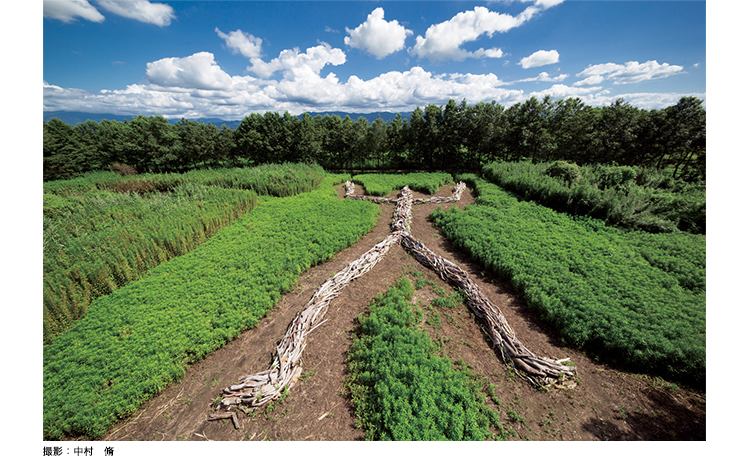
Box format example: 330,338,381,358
44,55,529,119
44,49,698,119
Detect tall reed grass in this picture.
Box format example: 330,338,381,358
43,163,325,343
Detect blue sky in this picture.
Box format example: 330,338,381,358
42,1,707,119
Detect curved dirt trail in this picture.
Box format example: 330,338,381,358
104,183,705,441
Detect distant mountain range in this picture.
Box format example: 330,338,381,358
43,110,413,129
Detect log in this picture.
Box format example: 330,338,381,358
208,411,241,429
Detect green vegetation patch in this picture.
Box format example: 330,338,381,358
431,175,705,388
482,161,705,234
351,172,454,196
43,184,258,343
43,163,326,343
43,175,379,440
44,162,326,197
346,277,505,440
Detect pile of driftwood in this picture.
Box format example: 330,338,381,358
214,181,574,422
343,181,394,204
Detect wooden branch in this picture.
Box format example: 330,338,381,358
208,411,240,429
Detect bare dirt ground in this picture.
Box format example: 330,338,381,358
104,183,705,442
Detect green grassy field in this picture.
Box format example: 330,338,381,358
43,163,325,343
351,172,454,196
430,174,705,388
43,174,380,440
346,277,508,440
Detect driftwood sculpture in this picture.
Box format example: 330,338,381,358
400,234,575,383
214,181,575,422
217,231,402,410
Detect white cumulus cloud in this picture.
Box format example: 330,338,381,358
408,2,563,62
247,42,346,80
530,84,603,100
572,75,604,86
96,1,175,26
515,71,567,83
144,52,237,91
215,28,263,59
344,7,413,59
574,60,685,86
409,6,523,62
519,50,559,69
521,0,566,8
43,0,105,23
44,1,176,26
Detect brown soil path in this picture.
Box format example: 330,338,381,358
104,183,705,442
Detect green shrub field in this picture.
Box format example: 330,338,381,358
346,277,506,441
43,175,380,440
42,163,706,440
43,162,326,197
482,161,705,234
43,163,325,343
351,172,454,196
430,174,705,388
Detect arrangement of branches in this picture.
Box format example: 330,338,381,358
218,232,401,410
343,180,466,206
400,234,576,385
413,181,466,204
215,180,574,421
391,186,413,234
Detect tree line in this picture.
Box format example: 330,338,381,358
43,96,705,182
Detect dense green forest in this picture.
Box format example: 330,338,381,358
43,96,705,182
